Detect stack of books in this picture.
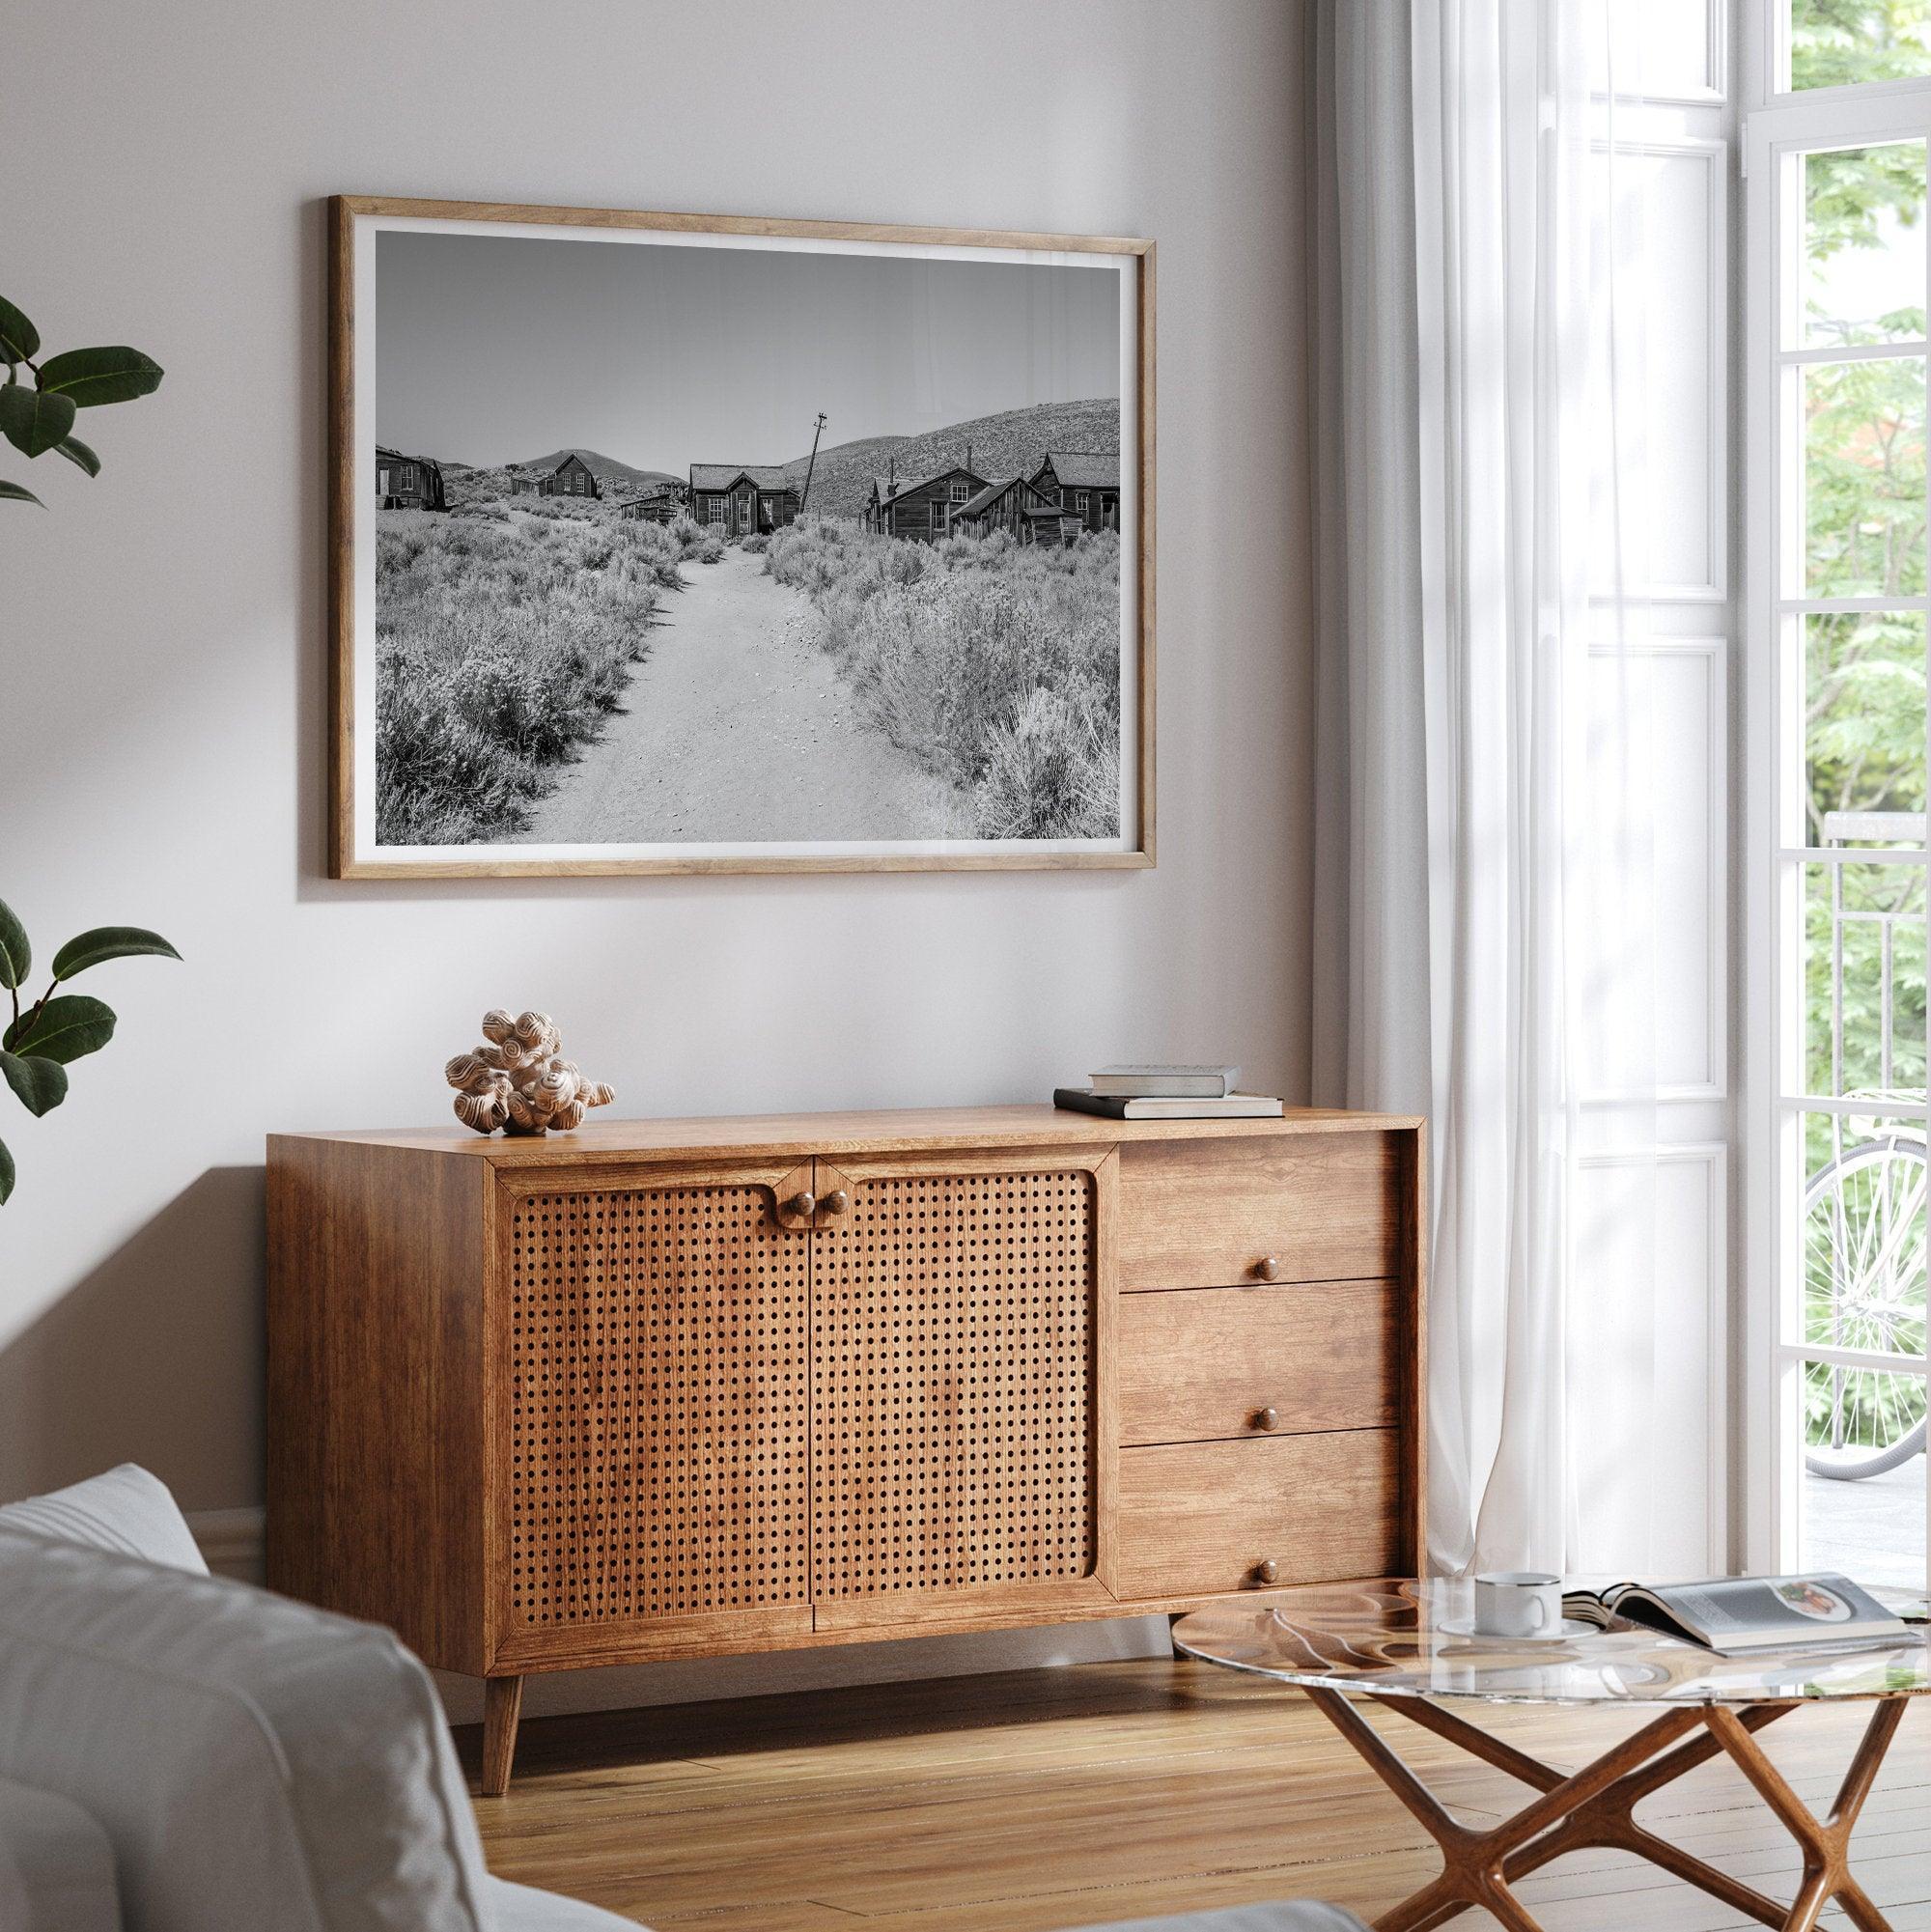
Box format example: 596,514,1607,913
1053,1064,1285,1120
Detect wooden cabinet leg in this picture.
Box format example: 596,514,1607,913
481,1675,524,1797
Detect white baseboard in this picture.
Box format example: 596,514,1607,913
187,1505,1173,1723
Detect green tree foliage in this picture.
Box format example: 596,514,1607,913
1792,0,1931,92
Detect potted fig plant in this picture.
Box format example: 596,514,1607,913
3,289,175,1203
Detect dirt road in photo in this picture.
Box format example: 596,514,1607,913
516,547,969,844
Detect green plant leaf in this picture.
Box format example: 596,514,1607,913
50,926,180,980
0,296,39,364
0,1050,67,1117
0,901,28,990
0,381,77,459
54,434,100,477
36,347,163,409
5,994,116,1064
0,1133,14,1206
0,478,44,507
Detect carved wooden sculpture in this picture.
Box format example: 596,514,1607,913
444,1009,614,1135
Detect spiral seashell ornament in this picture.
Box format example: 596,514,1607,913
443,1010,614,1136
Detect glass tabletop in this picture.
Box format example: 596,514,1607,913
1172,1579,1931,1707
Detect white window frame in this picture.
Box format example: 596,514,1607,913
949,478,970,503
1744,2,1931,1595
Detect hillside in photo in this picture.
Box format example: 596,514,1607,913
781,397,1120,520
515,447,684,495
438,446,682,508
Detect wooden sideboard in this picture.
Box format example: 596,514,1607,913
266,1105,1425,1791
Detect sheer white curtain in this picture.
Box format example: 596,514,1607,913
1310,0,1662,1576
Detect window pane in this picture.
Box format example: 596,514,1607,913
1791,0,1931,91
1802,1120,1928,1356
1804,862,1927,1095
1804,356,1926,597
1800,1366,1927,1589
1805,614,1927,838
1802,145,1926,348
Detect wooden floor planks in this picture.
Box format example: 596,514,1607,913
462,1658,1930,1931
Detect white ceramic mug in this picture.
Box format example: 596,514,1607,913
1471,1571,1563,1639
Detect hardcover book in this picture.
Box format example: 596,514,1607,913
1089,1063,1240,1098
1054,1087,1283,1120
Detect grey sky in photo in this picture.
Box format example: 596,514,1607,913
376,229,1122,473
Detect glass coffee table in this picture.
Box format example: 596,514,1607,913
1173,1579,1930,1932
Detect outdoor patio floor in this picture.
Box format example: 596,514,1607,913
1803,1453,1928,1593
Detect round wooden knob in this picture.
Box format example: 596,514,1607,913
1255,1255,1280,1281
822,1189,850,1217
1254,1557,1279,1586
789,1190,817,1218
1254,1406,1279,1432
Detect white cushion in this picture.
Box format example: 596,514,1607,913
484,1876,641,1931
0,1774,121,1932
0,1463,208,1574
0,1525,492,1931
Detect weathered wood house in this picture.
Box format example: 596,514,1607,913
866,465,989,542
541,453,601,500
618,490,682,524
1029,451,1120,532
948,475,1077,544
688,465,799,536
374,446,447,512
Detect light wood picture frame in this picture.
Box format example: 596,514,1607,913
328,195,1155,879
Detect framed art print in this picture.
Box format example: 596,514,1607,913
328,195,1154,878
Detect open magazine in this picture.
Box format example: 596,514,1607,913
1563,1574,1917,1657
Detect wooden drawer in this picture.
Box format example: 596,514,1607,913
1117,1134,1401,1291
1114,1432,1401,1598
1118,1280,1396,1445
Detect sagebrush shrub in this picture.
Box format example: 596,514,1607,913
375,510,667,843
763,517,1119,838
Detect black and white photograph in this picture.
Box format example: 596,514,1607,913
332,199,1152,878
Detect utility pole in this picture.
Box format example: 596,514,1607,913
799,411,828,513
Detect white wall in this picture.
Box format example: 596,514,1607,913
0,0,1312,1716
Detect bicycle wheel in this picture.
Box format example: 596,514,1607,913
1802,1134,1928,1481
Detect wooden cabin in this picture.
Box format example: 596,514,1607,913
869,465,989,543
374,445,447,512
1029,451,1120,533
618,490,682,524
541,453,601,500
949,475,1077,545
689,465,799,536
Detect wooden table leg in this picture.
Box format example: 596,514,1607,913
481,1674,524,1798
1298,1690,1912,1932
1703,1699,1909,1932
1301,1689,1701,1931
1499,1702,1802,1928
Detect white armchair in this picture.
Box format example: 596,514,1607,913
0,1467,1362,1932
0,1465,633,1932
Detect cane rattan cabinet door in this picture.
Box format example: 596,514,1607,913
500,1172,811,1654
808,1156,1112,1628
